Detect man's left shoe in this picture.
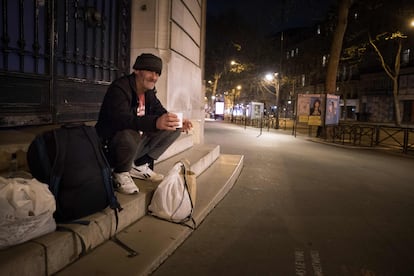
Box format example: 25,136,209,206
113,172,139,195
129,163,164,182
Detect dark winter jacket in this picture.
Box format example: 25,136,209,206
95,73,167,140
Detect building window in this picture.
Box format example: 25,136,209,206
322,55,327,67
301,74,306,87
402,49,410,65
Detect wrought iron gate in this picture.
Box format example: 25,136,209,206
0,0,131,127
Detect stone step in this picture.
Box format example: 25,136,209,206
0,142,243,276
55,154,244,276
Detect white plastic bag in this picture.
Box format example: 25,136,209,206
0,176,56,249
148,160,196,223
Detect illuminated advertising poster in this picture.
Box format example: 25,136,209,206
325,94,340,125
249,102,264,119
297,94,323,125
215,102,224,115
297,94,311,123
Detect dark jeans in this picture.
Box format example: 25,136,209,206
106,129,181,173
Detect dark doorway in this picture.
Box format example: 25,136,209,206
402,100,413,124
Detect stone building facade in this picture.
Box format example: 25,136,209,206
0,0,206,142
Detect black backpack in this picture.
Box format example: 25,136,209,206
27,124,122,223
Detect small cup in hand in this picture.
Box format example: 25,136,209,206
172,112,183,129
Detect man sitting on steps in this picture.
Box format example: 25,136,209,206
95,53,193,195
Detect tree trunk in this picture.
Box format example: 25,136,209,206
212,73,221,96
392,78,402,125
393,40,402,126
321,0,352,138
325,0,352,94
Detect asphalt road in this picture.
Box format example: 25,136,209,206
153,120,414,276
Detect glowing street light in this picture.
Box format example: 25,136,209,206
265,73,274,82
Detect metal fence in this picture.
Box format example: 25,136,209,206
331,123,414,154
225,115,414,155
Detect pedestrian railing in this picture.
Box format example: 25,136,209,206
374,125,414,153
225,115,414,154
330,123,414,153
332,124,375,147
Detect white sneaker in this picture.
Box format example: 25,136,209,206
113,172,139,194
129,163,164,182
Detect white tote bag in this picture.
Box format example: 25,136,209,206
0,176,56,249
148,160,196,224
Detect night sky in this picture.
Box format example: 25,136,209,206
207,0,337,34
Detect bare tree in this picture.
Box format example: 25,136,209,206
369,31,406,126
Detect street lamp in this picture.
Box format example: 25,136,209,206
264,72,280,129
265,73,274,82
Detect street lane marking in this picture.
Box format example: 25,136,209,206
311,250,324,276
295,249,306,276
295,248,324,276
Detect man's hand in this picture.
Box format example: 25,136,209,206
156,113,180,130
181,119,193,133
156,112,193,133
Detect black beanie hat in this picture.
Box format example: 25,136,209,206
132,53,162,75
